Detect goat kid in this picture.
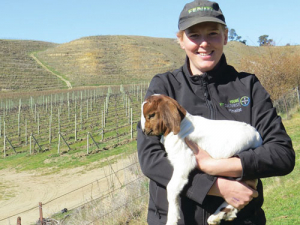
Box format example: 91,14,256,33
141,94,262,225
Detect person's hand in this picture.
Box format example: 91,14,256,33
185,138,243,177
210,177,259,210
185,138,215,173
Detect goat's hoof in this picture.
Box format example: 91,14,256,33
207,216,221,225
225,214,237,221
224,210,238,221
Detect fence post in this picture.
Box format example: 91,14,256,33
58,132,60,154
39,202,43,224
61,133,70,151
3,135,5,158
17,216,21,225
30,134,32,155
297,86,300,106
3,121,5,158
131,108,133,140
87,132,89,154
32,134,42,152
75,113,77,141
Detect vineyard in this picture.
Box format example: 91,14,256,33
0,40,65,92
0,84,148,159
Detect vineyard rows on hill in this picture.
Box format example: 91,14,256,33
0,40,65,92
0,84,148,158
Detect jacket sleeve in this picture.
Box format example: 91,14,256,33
237,76,295,180
137,75,217,205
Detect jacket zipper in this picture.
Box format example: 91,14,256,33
202,73,215,120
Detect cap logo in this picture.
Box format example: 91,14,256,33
188,6,213,14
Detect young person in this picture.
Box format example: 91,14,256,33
137,1,295,224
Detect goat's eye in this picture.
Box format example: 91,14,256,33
148,113,155,119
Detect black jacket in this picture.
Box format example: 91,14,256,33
137,55,295,225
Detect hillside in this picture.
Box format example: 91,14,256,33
0,37,299,94
36,35,185,87
0,40,66,92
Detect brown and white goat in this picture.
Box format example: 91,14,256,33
141,94,262,225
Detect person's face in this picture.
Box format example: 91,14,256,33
178,22,228,75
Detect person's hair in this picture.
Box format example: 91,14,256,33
176,24,227,42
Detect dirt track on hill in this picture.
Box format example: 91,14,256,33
0,154,138,225
30,53,73,89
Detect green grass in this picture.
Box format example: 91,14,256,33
1,110,299,224
0,139,137,174
262,111,300,224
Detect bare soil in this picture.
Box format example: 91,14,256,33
0,155,136,225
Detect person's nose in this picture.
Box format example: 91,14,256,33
199,37,210,48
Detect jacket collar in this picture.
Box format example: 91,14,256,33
183,54,228,83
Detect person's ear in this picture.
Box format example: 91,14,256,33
224,28,228,45
177,31,185,50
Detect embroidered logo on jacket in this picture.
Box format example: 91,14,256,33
219,96,251,113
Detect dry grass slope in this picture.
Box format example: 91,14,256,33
36,35,186,87
1,37,300,95
0,40,66,92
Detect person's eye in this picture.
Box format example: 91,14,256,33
188,34,199,39
209,32,219,36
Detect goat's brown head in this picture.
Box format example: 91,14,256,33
141,94,186,136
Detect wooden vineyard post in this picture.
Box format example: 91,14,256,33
18,113,20,137
39,202,43,224
32,134,42,153
58,132,71,153
30,134,32,155
86,99,89,119
87,133,89,154
25,119,27,146
297,86,300,106
3,120,5,158
68,92,70,121
37,113,40,135
49,115,52,144
128,98,131,124
131,108,133,140
58,132,60,154
17,217,21,225
75,113,77,141
80,104,83,130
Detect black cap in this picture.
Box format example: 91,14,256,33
178,0,226,30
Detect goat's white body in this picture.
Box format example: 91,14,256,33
161,112,262,225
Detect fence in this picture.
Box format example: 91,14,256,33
1,85,299,224
0,149,149,225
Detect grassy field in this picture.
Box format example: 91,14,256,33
262,111,300,224
0,110,299,224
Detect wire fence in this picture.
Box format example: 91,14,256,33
0,149,149,225
1,85,299,225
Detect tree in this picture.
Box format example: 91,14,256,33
258,35,274,46
228,28,247,45
229,29,237,41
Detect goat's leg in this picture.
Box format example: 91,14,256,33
207,202,238,225
166,169,189,225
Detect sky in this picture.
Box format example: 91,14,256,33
0,0,299,46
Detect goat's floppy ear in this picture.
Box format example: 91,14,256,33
159,99,182,135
